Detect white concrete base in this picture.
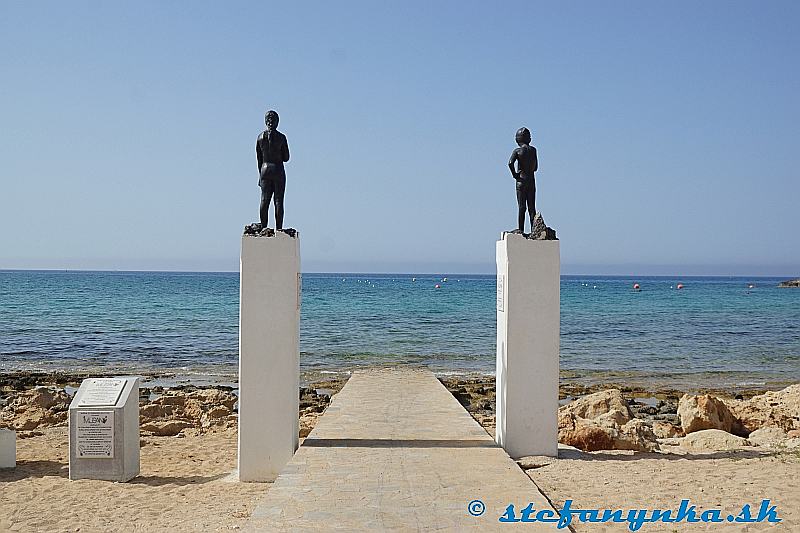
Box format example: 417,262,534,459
0,429,15,468
238,232,301,482
495,233,559,458
69,377,140,481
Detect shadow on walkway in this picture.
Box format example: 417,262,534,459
302,438,499,448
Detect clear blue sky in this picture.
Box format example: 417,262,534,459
1,2,798,275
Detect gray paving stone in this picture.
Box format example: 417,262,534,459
246,368,556,531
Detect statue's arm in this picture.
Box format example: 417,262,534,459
256,136,263,172
532,147,538,172
508,150,520,180
282,136,290,163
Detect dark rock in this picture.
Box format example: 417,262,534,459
244,223,297,238
778,278,800,288
243,222,262,235
453,391,472,407
527,213,557,240
635,405,659,416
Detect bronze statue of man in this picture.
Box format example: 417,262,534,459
256,110,290,229
508,127,538,233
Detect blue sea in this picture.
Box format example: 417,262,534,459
1,271,798,391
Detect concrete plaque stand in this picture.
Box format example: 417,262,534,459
238,231,300,482
69,377,140,481
495,232,559,458
0,429,15,468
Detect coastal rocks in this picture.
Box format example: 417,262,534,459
439,378,496,413
299,386,334,438
557,392,659,452
558,413,615,451
746,427,787,448
679,429,749,451
560,389,632,423
724,384,800,434
138,387,239,435
652,421,683,439
140,420,194,437
0,387,70,431
615,419,660,451
557,412,659,452
677,394,744,436
778,278,800,288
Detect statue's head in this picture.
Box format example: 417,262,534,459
265,110,279,132
515,127,531,146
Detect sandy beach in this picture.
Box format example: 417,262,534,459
2,374,799,531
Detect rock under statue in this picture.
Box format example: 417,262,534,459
256,110,290,230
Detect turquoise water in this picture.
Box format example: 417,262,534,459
1,271,798,390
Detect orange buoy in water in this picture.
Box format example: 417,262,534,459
677,283,684,290
633,283,640,290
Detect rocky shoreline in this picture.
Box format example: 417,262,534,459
0,373,347,441
442,377,800,454
2,370,798,455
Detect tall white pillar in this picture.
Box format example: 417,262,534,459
495,232,559,458
238,231,300,482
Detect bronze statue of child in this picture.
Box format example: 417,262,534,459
507,127,538,234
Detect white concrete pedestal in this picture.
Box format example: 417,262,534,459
495,233,559,458
69,377,140,481
238,231,300,482
0,429,15,468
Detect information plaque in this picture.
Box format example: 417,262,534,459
77,379,126,407
75,410,114,458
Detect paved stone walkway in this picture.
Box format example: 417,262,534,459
246,368,557,531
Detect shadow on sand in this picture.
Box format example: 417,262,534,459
0,460,68,481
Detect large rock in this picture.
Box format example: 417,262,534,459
141,420,193,437
557,412,658,452
558,412,615,451
679,429,749,451
560,389,632,423
724,384,800,434
778,278,800,288
138,388,240,431
556,390,659,452
678,394,744,435
614,419,660,451
747,427,787,448
652,421,683,439
0,387,71,430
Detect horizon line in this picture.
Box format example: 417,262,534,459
1,268,797,279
